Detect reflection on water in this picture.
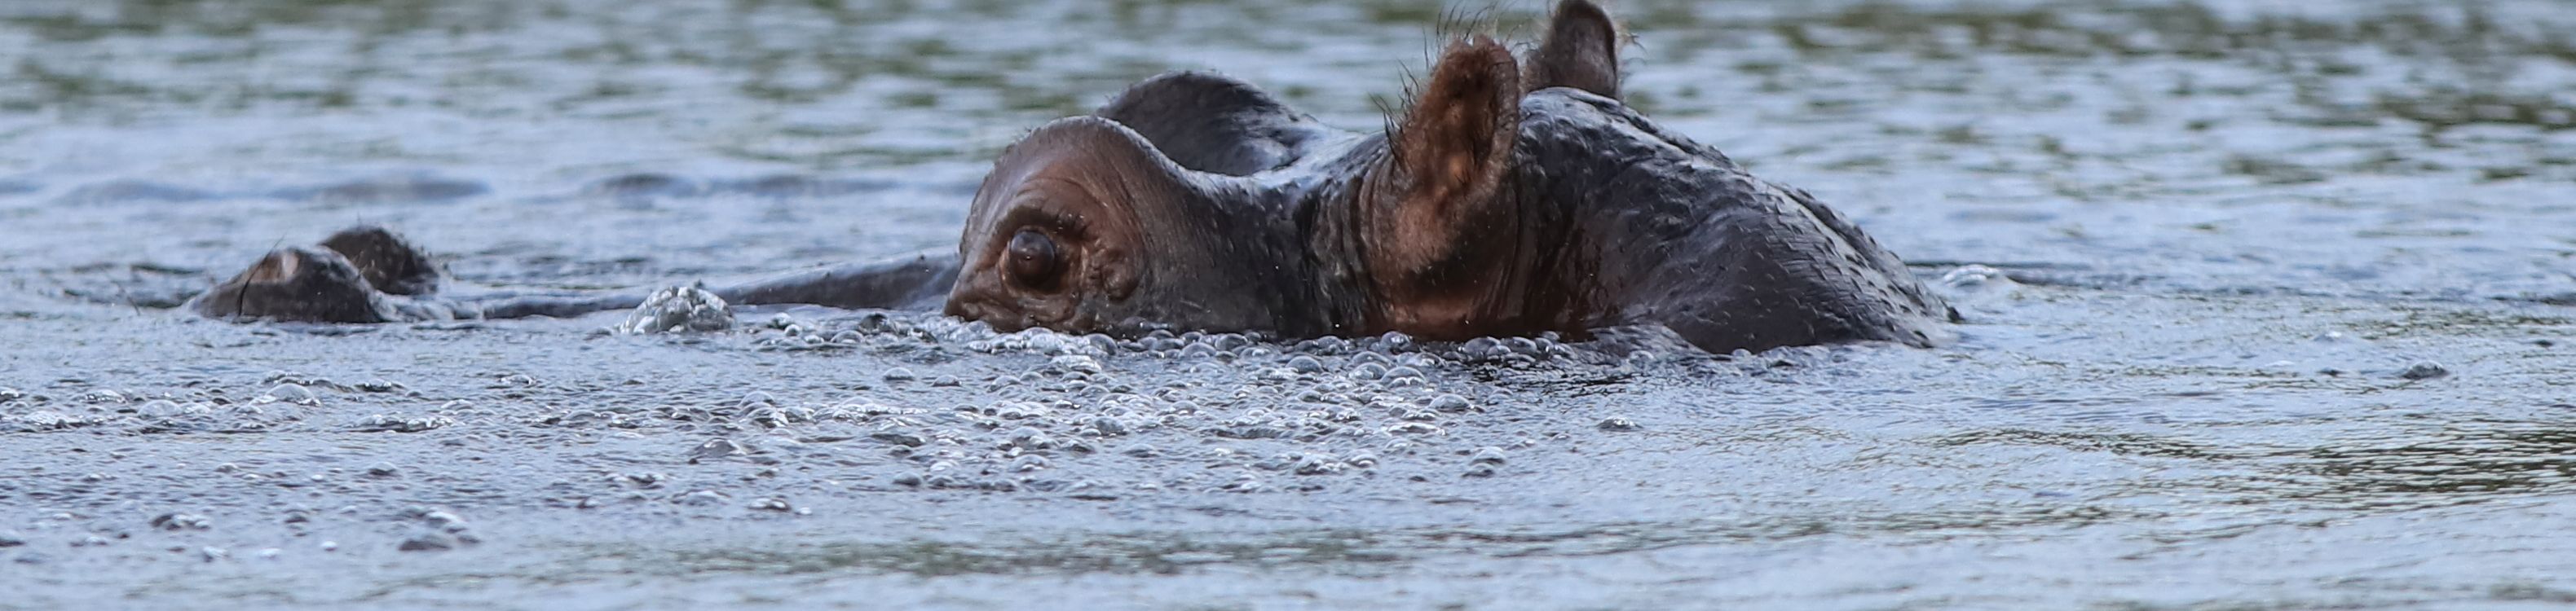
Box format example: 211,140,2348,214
2,0,2574,609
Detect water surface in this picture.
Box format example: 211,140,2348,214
3,0,2574,609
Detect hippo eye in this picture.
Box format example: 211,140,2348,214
1004,227,1066,290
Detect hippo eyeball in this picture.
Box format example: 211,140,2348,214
1005,227,1066,291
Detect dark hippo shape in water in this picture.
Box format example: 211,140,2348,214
187,225,955,323
187,0,1953,354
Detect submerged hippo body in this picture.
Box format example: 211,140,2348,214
190,0,1954,354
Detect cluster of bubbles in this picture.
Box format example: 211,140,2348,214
550,306,1728,501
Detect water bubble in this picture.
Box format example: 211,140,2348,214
150,513,210,531
612,284,732,334
1007,427,1056,450
415,509,470,531
258,384,318,405
1284,452,1344,475
1051,354,1104,375
1428,393,1475,412
871,432,928,447
882,367,918,382
2399,361,2450,380
676,490,730,506
1596,416,1641,432
397,533,463,552
687,438,748,463
1940,264,2014,291
1219,473,1270,493
1295,336,1353,354
352,414,452,433
137,399,193,417
1384,422,1443,435
1180,342,1220,359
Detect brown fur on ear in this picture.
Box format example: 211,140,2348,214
1378,34,1522,265
1363,35,1523,323
1524,0,1621,99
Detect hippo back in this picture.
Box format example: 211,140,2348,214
1514,89,1956,352
1096,72,1345,176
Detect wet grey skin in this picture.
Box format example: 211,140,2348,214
944,0,1956,353
193,0,1952,354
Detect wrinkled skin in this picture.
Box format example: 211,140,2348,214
189,0,1953,354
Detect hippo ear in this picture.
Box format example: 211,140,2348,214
1386,35,1521,229
1365,37,1522,292
1524,0,1621,99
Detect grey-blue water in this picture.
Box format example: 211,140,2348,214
3,1,2573,609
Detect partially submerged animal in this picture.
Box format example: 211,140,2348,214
188,0,1955,354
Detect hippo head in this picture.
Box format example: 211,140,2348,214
945,116,1300,337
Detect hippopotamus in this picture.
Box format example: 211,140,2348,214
187,0,1956,354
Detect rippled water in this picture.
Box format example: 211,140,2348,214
3,0,2574,609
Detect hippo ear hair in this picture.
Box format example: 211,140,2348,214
1386,35,1520,222
1524,0,1621,99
